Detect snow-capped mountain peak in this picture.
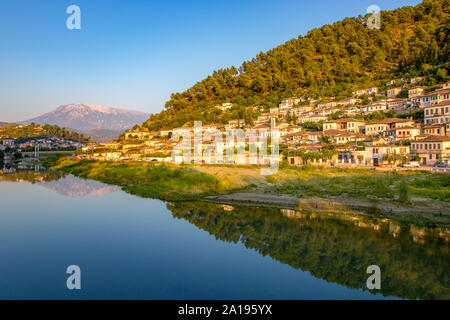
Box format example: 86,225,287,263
22,104,150,131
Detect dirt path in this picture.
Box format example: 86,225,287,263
205,192,450,223
205,192,300,207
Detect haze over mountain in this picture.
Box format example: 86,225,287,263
20,104,150,142
23,104,150,131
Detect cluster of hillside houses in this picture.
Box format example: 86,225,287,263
83,79,450,167
0,136,84,151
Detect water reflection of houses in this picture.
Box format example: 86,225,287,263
168,201,450,300
389,221,401,238
278,207,449,243
222,204,234,212
281,208,305,219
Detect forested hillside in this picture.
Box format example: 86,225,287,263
144,0,449,130
0,123,90,142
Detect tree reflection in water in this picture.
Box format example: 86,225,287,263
167,201,450,300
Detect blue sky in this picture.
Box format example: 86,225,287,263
0,0,422,122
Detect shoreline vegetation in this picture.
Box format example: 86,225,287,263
42,156,450,228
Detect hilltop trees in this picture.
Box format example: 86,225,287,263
0,124,90,142
143,0,449,131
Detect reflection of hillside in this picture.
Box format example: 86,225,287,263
167,202,450,300
0,170,119,197
0,170,63,184
39,175,120,197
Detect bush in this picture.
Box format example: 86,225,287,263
398,179,410,203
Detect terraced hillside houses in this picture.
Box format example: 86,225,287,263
82,80,450,168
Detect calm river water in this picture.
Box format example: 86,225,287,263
0,169,448,299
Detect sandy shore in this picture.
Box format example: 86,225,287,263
205,192,450,218
206,193,300,208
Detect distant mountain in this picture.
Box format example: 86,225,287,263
0,122,13,127
23,104,150,131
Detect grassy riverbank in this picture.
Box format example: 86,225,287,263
45,157,449,225
200,164,449,226
270,167,449,202
44,156,237,201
